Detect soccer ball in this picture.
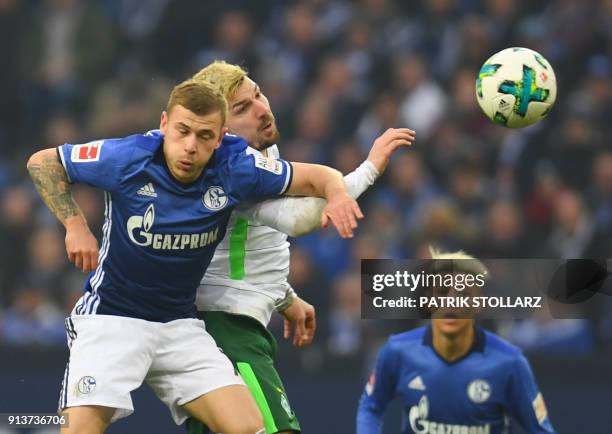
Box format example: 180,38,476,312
475,47,557,128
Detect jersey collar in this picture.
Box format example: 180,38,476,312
422,324,486,365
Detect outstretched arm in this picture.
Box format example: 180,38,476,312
27,148,99,272
237,128,415,237
287,162,363,238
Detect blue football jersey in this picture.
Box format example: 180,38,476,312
58,131,292,322
357,326,556,434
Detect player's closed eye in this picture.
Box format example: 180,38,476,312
234,104,248,115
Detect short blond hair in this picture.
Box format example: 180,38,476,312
192,60,248,100
167,78,227,125
428,246,490,279
429,247,475,261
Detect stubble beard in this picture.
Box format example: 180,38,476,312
255,128,280,151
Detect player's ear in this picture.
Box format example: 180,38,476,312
214,127,225,150
160,111,168,133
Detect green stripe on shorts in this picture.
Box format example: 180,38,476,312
229,218,249,279
237,361,278,433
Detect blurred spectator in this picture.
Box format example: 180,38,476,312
327,272,362,356
587,152,612,233
331,141,362,175
450,66,490,134
356,92,401,153
88,60,172,138
475,200,525,258
394,54,447,141
340,19,379,99
485,0,522,52
0,0,22,154
44,112,81,147
547,189,611,258
151,0,216,76
359,200,404,256
283,95,333,163
310,57,364,141
19,0,115,130
0,185,34,304
293,227,352,282
414,199,464,251
411,0,463,78
1,285,66,346
447,163,491,242
524,163,563,245
287,245,328,313
458,14,494,70
258,2,321,94
375,151,441,234
20,227,68,304
192,10,256,71
111,0,170,58
506,315,595,355
549,116,604,191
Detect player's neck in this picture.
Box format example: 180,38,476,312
433,326,475,363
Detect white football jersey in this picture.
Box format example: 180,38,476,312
197,145,291,326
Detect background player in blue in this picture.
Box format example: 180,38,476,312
357,249,556,434
26,78,364,434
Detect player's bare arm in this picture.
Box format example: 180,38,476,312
279,296,317,347
366,128,416,173
238,127,416,237
27,148,81,221
27,148,99,272
288,162,364,238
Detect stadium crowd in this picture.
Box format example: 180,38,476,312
0,0,611,368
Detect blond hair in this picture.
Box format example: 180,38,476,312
429,247,475,261
167,78,227,125
192,60,248,100
428,246,489,279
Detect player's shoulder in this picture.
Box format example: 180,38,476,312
96,129,163,154
482,329,525,363
218,134,249,161
387,326,427,349
129,129,164,152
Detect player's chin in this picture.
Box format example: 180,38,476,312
173,165,199,183
260,128,279,147
433,315,472,334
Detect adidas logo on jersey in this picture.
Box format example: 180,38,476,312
137,183,157,198
408,376,426,391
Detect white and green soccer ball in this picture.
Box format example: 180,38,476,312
475,47,557,128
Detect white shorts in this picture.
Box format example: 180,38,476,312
58,315,244,424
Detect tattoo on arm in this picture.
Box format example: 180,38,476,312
28,154,82,222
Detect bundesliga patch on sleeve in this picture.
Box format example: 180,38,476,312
532,392,548,424
71,141,104,162
254,156,283,175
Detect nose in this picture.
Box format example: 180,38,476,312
253,98,268,119
184,134,197,153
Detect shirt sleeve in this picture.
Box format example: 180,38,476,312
229,153,293,202
235,160,380,237
58,138,131,192
506,355,557,433
356,342,400,434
